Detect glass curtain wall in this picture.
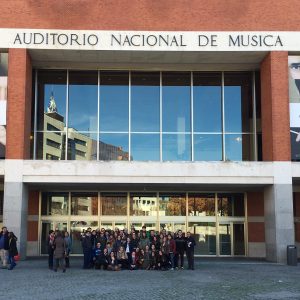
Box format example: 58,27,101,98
33,70,259,161
40,191,246,256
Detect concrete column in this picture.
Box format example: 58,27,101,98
264,162,295,263
3,160,28,259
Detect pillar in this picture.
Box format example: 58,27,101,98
264,163,294,263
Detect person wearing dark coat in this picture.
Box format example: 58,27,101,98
175,230,186,269
53,231,66,272
81,231,93,269
0,226,9,268
47,230,55,269
7,232,18,270
186,232,196,270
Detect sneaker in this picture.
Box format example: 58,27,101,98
181,267,184,270
170,268,174,271
175,267,179,270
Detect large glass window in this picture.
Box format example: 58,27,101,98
33,70,259,161
41,192,69,216
100,71,129,132
193,72,222,132
130,193,157,216
159,193,186,216
217,193,244,217
188,193,215,216
71,192,98,216
101,193,127,215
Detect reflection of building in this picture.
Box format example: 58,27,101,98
43,97,129,160
2,2,300,264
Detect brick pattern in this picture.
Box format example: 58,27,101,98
0,1,298,31
260,52,290,161
6,49,32,159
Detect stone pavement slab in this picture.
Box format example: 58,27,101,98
0,259,300,300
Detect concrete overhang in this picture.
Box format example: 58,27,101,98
29,49,267,70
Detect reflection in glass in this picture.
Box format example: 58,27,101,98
193,72,222,132
162,72,191,132
100,71,129,132
224,72,253,133
41,192,68,215
217,193,244,217
188,193,215,216
99,133,129,161
159,223,186,233
68,71,98,132
194,134,222,161
219,223,231,255
41,222,67,254
188,222,216,255
36,132,66,160
101,193,127,215
70,221,98,254
225,134,252,161
162,134,191,161
67,131,97,160
233,223,245,255
131,134,159,161
37,70,67,131
131,72,160,132
159,194,186,216
130,193,157,216
71,192,98,215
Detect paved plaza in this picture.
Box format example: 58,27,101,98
0,258,300,300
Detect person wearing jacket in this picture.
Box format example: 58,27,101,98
175,230,186,269
108,251,120,271
167,234,176,270
53,231,66,273
81,231,93,269
0,226,9,268
117,246,128,269
7,232,18,270
64,231,72,268
138,231,150,250
47,230,55,270
186,231,196,270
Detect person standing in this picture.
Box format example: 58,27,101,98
175,230,186,269
7,232,18,270
81,231,92,269
0,226,9,268
186,231,196,270
64,231,72,268
167,234,176,270
47,230,55,270
53,231,66,273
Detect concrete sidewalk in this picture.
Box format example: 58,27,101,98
0,258,299,300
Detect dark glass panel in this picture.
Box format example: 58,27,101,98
188,193,215,216
101,193,127,216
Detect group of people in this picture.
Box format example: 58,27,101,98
48,226,196,272
0,226,18,270
78,226,196,271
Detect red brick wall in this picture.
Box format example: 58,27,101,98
0,1,299,31
247,192,265,242
260,52,290,161
28,191,39,215
27,221,38,242
6,49,32,159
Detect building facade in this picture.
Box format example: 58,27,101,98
0,0,300,263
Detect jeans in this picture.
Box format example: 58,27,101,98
8,255,16,269
169,252,175,268
176,252,184,268
0,249,8,267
